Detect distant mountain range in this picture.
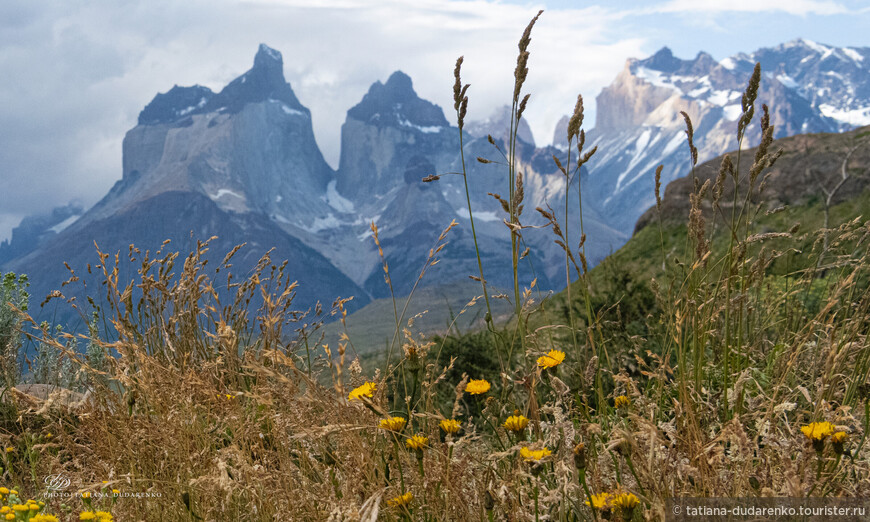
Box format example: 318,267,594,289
553,38,870,234
2,39,868,326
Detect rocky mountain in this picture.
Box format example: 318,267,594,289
0,203,83,265
6,38,865,329
553,39,869,237
2,44,628,328
465,105,536,146
1,44,367,325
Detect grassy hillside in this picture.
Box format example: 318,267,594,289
321,280,514,358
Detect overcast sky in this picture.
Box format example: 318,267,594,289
1,0,869,242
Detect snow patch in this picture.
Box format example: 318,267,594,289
456,207,499,222
211,189,245,201
325,180,355,213
824,71,845,82
801,39,830,54
305,214,342,233
688,85,710,97
634,68,711,96
269,98,305,117
819,104,870,126
397,115,443,133
723,104,742,121
662,131,685,156
48,215,80,234
276,195,282,203
843,48,864,63
719,57,736,70
177,97,207,117
707,90,741,106
617,129,652,189
776,74,799,89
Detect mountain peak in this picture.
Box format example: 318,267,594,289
346,71,448,129
248,43,285,84
385,70,413,92
256,43,283,63
642,46,683,72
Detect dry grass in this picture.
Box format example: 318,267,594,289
2,11,870,522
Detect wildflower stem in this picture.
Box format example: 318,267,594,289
392,439,406,494
624,455,646,497
533,476,540,522
578,471,598,521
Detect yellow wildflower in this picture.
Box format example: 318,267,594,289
112,489,120,495
4,447,12,453
94,512,113,521
801,422,835,441
33,516,60,522
9,490,17,495
832,431,849,454
585,492,611,511
439,419,461,434
465,379,491,395
12,505,29,512
0,487,7,494
503,415,529,432
5,514,14,521
614,395,631,409
0,507,8,514
611,491,640,511
81,492,91,498
519,446,552,463
79,513,96,521
387,491,414,508
379,417,407,432
348,382,376,401
405,434,429,450
537,349,565,369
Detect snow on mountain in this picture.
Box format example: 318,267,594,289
555,39,866,236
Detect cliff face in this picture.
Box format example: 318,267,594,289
89,44,335,231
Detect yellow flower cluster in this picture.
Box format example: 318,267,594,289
79,511,113,521
519,446,551,463
439,419,461,434
801,421,835,441
614,395,631,409
405,435,428,450
0,492,57,522
586,490,640,514
465,379,491,395
348,382,376,401
503,415,529,432
387,491,413,508
537,349,565,369
379,417,407,432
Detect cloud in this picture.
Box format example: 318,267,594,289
644,0,849,15
0,0,645,242
0,0,865,243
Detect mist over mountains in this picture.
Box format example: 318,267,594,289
2,39,868,326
